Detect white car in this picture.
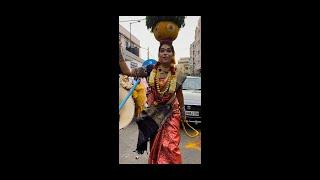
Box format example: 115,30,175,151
182,76,201,125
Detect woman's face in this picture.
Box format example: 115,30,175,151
158,44,174,65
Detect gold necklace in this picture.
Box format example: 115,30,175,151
155,68,171,96
148,67,177,95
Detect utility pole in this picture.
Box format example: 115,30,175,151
140,46,150,60
129,21,140,49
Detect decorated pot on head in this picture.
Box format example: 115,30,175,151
146,16,186,43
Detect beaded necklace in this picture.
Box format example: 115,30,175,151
148,67,177,96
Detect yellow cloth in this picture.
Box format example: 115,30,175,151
132,82,147,117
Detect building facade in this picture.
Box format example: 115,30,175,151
190,17,201,76
177,57,191,76
119,24,144,69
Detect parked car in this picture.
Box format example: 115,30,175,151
182,76,201,125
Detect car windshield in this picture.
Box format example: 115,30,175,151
182,77,201,90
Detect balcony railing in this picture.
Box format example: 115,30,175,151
126,47,139,57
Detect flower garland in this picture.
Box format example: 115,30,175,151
155,70,171,96
148,68,157,87
168,73,176,93
148,67,177,95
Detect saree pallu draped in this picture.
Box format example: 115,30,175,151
134,67,186,164
135,90,182,164
148,97,181,164
135,88,183,163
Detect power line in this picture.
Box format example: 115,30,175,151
119,18,146,22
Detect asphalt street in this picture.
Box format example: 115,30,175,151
119,120,201,164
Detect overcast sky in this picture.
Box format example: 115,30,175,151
119,16,200,63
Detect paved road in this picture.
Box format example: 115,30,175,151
119,120,201,164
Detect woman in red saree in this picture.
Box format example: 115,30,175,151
119,40,186,164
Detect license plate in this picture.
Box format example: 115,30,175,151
185,111,199,116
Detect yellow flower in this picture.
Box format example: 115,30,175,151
132,82,147,117
148,69,157,87
168,74,177,93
